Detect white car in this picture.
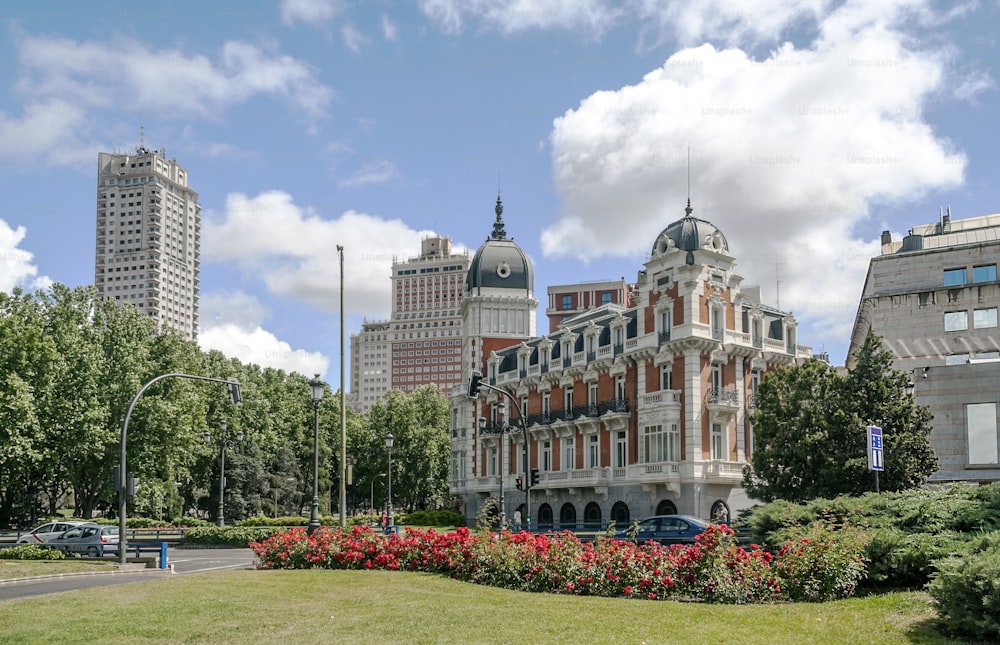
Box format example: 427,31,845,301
16,521,85,544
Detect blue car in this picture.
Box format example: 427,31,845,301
614,515,711,546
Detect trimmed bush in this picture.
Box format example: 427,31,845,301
927,538,1000,642
0,544,67,560
182,525,278,547
398,509,465,527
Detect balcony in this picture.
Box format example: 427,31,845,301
658,330,670,344
701,460,745,483
600,398,629,415
705,388,740,410
574,403,601,418
638,390,681,410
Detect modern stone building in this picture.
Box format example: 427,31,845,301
849,210,1000,482
94,145,200,340
450,198,812,528
348,235,471,413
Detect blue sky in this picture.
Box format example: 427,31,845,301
1,0,997,390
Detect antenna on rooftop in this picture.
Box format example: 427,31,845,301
775,262,784,309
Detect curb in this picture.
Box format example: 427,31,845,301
0,564,173,586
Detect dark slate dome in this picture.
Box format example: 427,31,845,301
466,195,534,295
651,200,729,264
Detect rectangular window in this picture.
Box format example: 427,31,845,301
587,435,599,468
562,437,575,470
974,308,998,329
542,441,552,471
944,268,967,286
601,292,612,305
711,423,725,460
944,311,969,331
561,294,572,310
661,365,673,390
967,403,998,465
615,431,627,468
973,264,997,283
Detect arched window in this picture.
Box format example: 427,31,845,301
584,502,602,529
537,503,553,530
656,499,678,516
559,503,577,529
610,501,630,526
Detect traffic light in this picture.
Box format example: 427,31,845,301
515,477,523,491
468,370,483,399
530,468,539,487
227,378,243,405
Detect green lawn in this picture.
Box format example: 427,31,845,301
0,569,964,644
0,559,115,580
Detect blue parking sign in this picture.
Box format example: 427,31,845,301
867,426,884,472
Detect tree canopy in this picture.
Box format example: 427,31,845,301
743,333,937,503
0,283,453,527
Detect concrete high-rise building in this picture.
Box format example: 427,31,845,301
348,320,392,413
348,234,471,413
849,209,1000,483
94,144,200,340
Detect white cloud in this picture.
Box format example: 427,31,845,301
202,190,460,316
341,23,369,53
198,290,329,377
0,100,93,165
542,0,966,358
381,13,399,41
419,0,626,36
280,0,344,26
13,34,333,122
338,159,397,187
0,220,50,293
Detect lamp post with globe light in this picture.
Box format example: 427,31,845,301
307,374,325,536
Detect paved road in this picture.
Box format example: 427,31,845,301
0,548,256,602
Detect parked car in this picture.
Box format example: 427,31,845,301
614,515,712,545
49,523,119,557
16,521,85,545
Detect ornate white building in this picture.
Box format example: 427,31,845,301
450,199,812,528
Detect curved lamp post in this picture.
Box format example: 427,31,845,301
204,419,243,527
385,432,394,527
307,374,326,536
118,373,242,566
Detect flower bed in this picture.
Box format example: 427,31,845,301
251,523,866,604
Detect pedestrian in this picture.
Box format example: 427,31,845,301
513,507,522,532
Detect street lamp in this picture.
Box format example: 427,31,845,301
307,374,325,536
204,419,243,527
385,432,394,527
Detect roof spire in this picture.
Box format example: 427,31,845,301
491,192,507,239
685,198,693,217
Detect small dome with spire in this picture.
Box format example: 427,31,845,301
466,194,534,295
651,199,729,265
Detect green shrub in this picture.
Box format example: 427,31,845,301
927,539,1000,642
0,544,67,560
864,529,964,587
773,525,868,602
182,525,278,547
399,509,466,527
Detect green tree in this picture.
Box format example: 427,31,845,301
743,333,937,503
366,385,451,512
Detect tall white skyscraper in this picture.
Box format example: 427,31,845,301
94,145,200,340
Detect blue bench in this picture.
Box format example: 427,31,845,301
129,541,169,569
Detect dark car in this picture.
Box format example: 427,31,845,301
614,515,711,545
49,523,119,557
